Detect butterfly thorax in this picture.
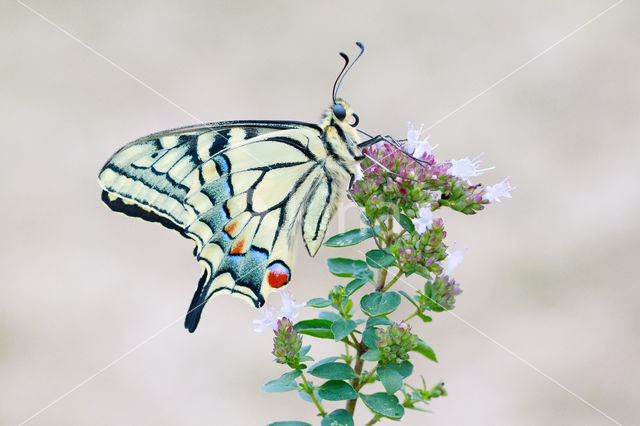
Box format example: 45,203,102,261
319,99,363,177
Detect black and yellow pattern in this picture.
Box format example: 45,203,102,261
99,100,369,332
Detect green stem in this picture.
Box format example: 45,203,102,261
382,271,402,292
300,372,326,417
355,365,379,392
365,414,383,426
346,340,366,415
403,310,419,322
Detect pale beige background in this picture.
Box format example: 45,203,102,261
1,1,638,425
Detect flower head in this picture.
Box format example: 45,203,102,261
278,289,305,321
443,245,466,276
272,317,303,367
253,290,305,333
483,177,514,203
412,205,434,235
447,153,494,184
406,122,438,159
253,301,278,332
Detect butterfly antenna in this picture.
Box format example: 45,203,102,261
332,52,350,104
333,42,365,102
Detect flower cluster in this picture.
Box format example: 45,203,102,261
375,322,420,365
272,317,303,368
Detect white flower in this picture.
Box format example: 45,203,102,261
406,122,438,158
444,245,467,276
353,163,364,182
483,177,514,203
278,289,305,321
253,290,305,332
411,206,434,235
253,302,278,332
448,153,494,184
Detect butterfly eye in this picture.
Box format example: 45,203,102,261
333,104,346,120
350,113,359,127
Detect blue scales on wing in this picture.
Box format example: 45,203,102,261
98,121,342,332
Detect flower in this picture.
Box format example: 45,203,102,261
253,302,278,332
254,290,305,332
483,177,514,203
412,206,434,234
406,122,438,159
278,289,305,321
447,153,494,184
375,322,420,365
443,245,466,276
272,317,303,367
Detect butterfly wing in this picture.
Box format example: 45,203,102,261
99,120,344,332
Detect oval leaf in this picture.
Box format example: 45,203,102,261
321,409,354,426
362,327,379,349
361,348,381,362
366,317,392,328
267,422,312,426
360,292,401,317
365,249,396,269
262,378,299,393
376,366,403,394
308,362,356,380
331,319,357,342
318,380,358,401
359,392,405,419
294,319,334,339
414,339,438,362
327,257,372,278
324,228,373,247
345,277,368,296
393,210,415,233
386,360,413,379
306,298,332,308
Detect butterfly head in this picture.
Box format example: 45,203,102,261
320,98,361,147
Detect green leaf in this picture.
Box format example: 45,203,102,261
318,380,358,401
359,392,405,419
361,349,382,361
319,311,342,322
345,277,368,296
376,365,403,394
299,345,311,357
297,388,322,403
324,228,373,247
417,312,432,322
294,319,334,339
360,292,401,317
414,340,438,362
309,356,340,371
327,257,372,279
365,249,396,269
386,360,413,379
366,317,392,328
331,319,357,341
308,362,356,380
261,371,302,392
307,298,332,308
398,290,419,309
393,210,415,233
362,327,379,349
267,422,312,426
321,409,354,426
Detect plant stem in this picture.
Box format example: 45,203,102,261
382,271,402,292
300,372,326,417
403,310,419,322
355,365,378,392
346,340,367,415
365,414,383,426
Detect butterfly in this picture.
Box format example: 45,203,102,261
98,42,387,332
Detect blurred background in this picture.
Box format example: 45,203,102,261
1,1,638,425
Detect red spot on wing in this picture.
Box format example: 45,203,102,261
266,262,290,288
224,222,237,236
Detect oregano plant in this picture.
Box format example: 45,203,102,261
256,123,513,425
